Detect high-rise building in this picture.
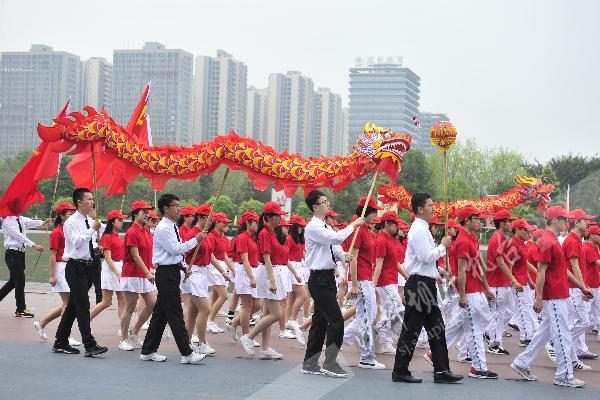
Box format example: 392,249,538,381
266,71,315,155
312,87,343,157
246,86,268,142
415,112,450,154
81,57,112,111
193,50,247,142
112,42,193,146
342,107,350,154
348,56,420,147
0,44,80,159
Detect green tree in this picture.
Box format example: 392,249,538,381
207,195,236,218
238,199,264,216
396,149,434,194
294,202,311,220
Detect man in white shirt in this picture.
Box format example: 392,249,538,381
1,215,48,317
140,193,206,365
393,192,462,384
301,189,364,378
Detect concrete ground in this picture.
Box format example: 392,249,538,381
0,282,599,400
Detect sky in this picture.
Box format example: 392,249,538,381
1,0,599,161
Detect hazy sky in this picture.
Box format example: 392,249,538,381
1,0,598,161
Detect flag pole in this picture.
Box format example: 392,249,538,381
347,169,379,251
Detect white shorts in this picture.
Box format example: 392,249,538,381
256,264,288,301
205,263,227,287
180,265,209,298
233,262,258,297
121,276,156,294
51,261,70,293
301,262,311,283
100,260,123,291
289,260,306,286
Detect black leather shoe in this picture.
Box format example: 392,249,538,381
434,370,463,384
392,372,423,383
85,344,108,357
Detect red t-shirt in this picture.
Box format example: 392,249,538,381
232,231,259,267
352,224,375,281
562,232,585,289
184,226,214,266
122,223,153,278
258,225,289,265
583,242,599,288
486,231,511,287
395,239,407,264
507,237,529,286
286,235,305,262
208,230,229,261
341,235,351,252
536,229,569,300
101,232,125,261
49,225,66,262
179,224,190,239
526,241,539,282
374,231,399,286
453,230,483,293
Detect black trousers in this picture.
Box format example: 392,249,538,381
304,269,344,366
394,274,450,374
54,260,97,349
87,256,102,304
141,265,192,356
0,250,26,312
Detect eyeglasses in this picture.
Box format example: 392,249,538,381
316,199,330,206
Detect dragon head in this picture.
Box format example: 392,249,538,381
354,123,412,179
514,175,555,211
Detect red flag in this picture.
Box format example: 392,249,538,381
126,83,152,146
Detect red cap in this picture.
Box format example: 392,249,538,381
326,210,341,217
493,209,517,221
373,216,382,224
179,205,196,216
429,216,445,226
279,218,292,227
213,212,232,223
589,226,600,236
358,196,383,210
589,221,598,226
569,209,596,221
289,215,306,226
380,211,402,224
512,218,534,231
545,206,570,220
149,210,159,220
532,229,544,238
107,209,128,220
130,200,154,211
239,210,259,225
196,204,212,216
55,201,76,215
263,201,288,215
447,219,460,229
457,205,483,222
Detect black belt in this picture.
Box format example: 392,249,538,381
156,263,187,273
67,259,94,265
310,269,335,275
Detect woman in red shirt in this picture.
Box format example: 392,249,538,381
228,211,261,340
33,202,77,343
90,210,127,322
177,205,197,238
239,201,289,360
283,215,308,343
119,200,156,352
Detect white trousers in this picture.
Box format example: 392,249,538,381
590,287,600,341
343,280,376,361
514,286,539,341
488,286,515,346
375,284,405,344
513,298,573,380
568,288,591,356
445,292,488,371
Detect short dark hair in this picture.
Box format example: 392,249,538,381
158,193,179,216
493,219,509,230
411,192,431,214
305,189,326,212
72,188,91,208
355,205,378,218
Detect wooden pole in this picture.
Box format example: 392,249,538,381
443,151,450,272
348,170,379,251
119,193,126,212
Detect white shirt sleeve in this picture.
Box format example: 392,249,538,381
2,218,35,247
157,224,198,256
63,218,95,250
306,224,355,246
332,244,346,262
411,228,446,264
22,217,44,230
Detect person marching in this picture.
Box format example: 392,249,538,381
343,196,386,370
284,215,309,343
140,193,205,364
34,202,81,347
511,206,593,388
1,213,49,318
90,210,127,323
583,225,600,342
52,188,107,357
177,205,197,342
119,201,156,351
239,201,289,360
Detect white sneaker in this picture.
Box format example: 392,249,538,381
118,340,134,351
142,321,150,330
129,333,142,349
68,337,81,347
253,339,261,347
260,347,283,360
359,359,386,369
217,310,228,317
196,342,216,356
379,343,396,354
191,335,200,344
225,322,238,341
207,322,224,334
140,352,167,362
181,352,206,364
240,334,255,356
572,360,592,371
279,329,296,339
287,321,306,346
554,377,585,388
33,321,47,340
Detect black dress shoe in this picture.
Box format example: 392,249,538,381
434,370,463,384
52,344,80,354
85,344,108,357
392,372,423,383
